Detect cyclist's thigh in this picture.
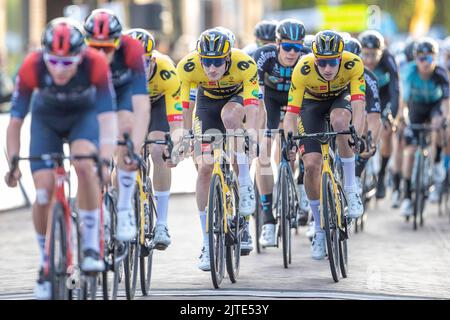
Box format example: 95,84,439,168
148,96,170,133
29,115,64,173
115,83,133,112
298,99,329,155
195,90,227,135
263,89,285,130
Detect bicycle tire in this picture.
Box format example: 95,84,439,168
413,152,424,231
208,174,225,289
140,178,156,296
279,165,290,269
101,192,119,300
124,190,140,300
49,202,69,300
337,185,348,278
321,172,340,282
253,180,263,254
226,181,241,283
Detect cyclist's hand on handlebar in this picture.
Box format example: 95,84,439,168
4,168,21,188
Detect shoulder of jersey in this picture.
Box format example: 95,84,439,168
231,48,254,61
434,65,449,80
154,52,176,69
83,47,107,61
342,50,362,62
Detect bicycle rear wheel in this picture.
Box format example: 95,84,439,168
321,172,340,282
140,178,156,296
208,174,225,289
253,180,263,254
49,202,69,300
226,181,241,283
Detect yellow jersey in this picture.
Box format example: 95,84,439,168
287,51,366,114
176,49,260,109
148,52,183,122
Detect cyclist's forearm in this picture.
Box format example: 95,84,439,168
169,121,184,144
351,101,365,135
284,112,298,136
98,111,118,160
442,98,449,121
183,103,194,131
6,117,23,160
132,94,151,154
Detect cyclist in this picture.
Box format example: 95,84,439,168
359,30,401,202
344,37,382,194
399,38,449,216
253,19,309,247
284,30,365,260
84,9,150,241
126,28,183,250
243,20,277,58
4,18,117,299
177,29,259,271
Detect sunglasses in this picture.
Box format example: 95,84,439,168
280,42,303,52
200,57,226,68
44,53,81,67
417,55,434,64
316,58,341,68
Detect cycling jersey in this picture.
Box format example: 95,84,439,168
402,62,449,105
11,48,115,118
177,48,260,110
364,67,381,114
253,43,310,130
110,35,148,111
10,48,116,172
147,52,183,124
372,50,400,116
287,51,366,115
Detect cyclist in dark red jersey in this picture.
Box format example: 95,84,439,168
4,18,117,299
84,9,150,242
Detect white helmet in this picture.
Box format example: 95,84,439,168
213,26,236,48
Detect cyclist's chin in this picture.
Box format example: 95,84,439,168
206,73,223,81
322,73,336,81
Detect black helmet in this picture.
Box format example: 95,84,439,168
254,20,277,42
276,19,306,42
125,28,155,56
404,38,416,62
344,37,362,56
197,29,231,58
414,37,439,56
42,18,85,56
312,30,344,58
358,30,385,50
84,9,123,41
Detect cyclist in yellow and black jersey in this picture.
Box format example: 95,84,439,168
177,29,259,271
126,29,183,250
284,30,366,261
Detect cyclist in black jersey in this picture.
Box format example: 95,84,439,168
253,19,308,247
243,20,277,58
359,30,402,203
344,37,382,195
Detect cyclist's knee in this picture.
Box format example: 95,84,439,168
331,116,350,132
151,145,166,166
73,160,94,183
303,155,322,177
198,163,214,179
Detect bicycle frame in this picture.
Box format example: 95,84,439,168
318,143,343,230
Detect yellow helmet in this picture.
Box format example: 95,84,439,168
312,30,344,58
197,29,231,58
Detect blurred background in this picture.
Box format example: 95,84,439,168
0,0,449,211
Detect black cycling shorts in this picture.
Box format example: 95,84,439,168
148,96,170,133
298,90,352,155
264,88,288,131
404,100,442,145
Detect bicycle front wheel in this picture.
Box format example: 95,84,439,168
413,152,424,231
321,172,340,282
208,174,226,289
124,189,140,300
49,202,69,300
279,165,291,269
226,181,241,283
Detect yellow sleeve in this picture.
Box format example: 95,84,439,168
241,59,260,107
161,62,183,122
176,55,196,110
348,55,366,102
287,62,306,114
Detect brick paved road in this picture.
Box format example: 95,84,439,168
1,194,450,300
